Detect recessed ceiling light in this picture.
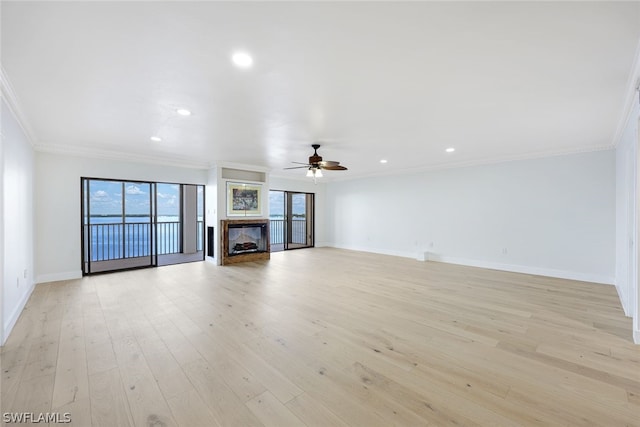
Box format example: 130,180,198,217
446,147,455,153
150,136,162,142
232,51,253,68
380,159,388,164
176,109,191,116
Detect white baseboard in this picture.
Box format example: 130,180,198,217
36,270,82,284
331,243,416,260
614,283,632,317
2,281,35,346
314,241,331,248
634,329,640,345
430,254,615,285
328,244,614,285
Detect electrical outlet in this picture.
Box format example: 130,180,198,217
502,248,508,254
16,277,20,288
429,242,434,248
23,268,27,279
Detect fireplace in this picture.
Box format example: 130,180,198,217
228,223,267,256
221,219,270,265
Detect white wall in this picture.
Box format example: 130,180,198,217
1,101,4,345
269,176,328,246
615,101,639,322
1,98,35,345
615,80,640,343
326,150,616,284
35,152,208,282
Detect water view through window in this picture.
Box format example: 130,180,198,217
82,178,204,274
269,190,314,251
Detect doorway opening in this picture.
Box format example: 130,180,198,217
81,178,204,274
269,190,314,252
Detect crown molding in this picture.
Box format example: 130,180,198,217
0,65,38,146
612,37,640,147
210,161,271,173
33,142,210,170
326,144,615,183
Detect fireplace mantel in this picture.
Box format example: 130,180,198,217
221,219,270,265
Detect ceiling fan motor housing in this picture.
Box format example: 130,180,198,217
309,154,323,166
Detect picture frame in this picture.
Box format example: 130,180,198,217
226,182,262,216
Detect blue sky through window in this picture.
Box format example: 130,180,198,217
89,180,122,216
269,191,307,217
156,183,180,217
88,180,180,217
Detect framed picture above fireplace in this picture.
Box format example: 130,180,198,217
227,182,262,216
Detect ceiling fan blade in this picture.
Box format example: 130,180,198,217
320,165,348,171
319,160,340,167
288,144,347,172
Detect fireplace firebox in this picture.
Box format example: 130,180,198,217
221,219,270,265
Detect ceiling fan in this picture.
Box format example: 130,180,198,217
285,144,348,180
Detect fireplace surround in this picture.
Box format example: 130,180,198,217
221,219,270,265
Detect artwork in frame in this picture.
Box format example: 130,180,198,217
227,182,262,216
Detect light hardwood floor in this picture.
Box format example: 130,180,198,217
1,248,639,426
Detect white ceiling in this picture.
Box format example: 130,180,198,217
2,1,639,180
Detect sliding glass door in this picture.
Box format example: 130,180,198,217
82,179,154,273
269,190,314,252
81,178,204,274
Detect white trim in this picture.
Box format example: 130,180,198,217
214,161,271,174
332,243,417,260
308,145,614,183
0,100,4,346
0,66,37,146
616,282,632,317
429,255,615,285
33,143,209,170
634,329,640,345
2,282,35,346
36,270,82,284
330,244,615,285
613,38,640,147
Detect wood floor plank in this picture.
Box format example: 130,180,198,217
110,336,178,427
184,326,284,403
285,391,351,427
6,373,56,426
245,390,305,427
242,335,391,426
165,387,220,427
54,397,92,427
2,248,638,426
88,367,134,427
182,358,263,427
1,329,34,411
257,317,514,426
52,310,89,411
